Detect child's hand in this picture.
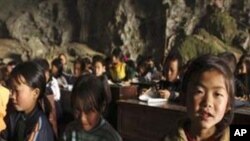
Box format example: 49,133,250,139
158,89,171,99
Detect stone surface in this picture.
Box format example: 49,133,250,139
0,0,248,63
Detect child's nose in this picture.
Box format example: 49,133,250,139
202,93,213,108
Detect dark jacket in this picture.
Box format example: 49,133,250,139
0,106,55,141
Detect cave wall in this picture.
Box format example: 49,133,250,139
0,0,249,62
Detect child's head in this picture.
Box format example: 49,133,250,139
236,54,250,75
181,55,234,138
73,57,85,77
163,50,182,82
92,55,106,77
111,48,123,64
71,75,106,130
51,58,63,78
9,61,46,114
58,53,67,66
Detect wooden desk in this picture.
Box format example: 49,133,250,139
110,85,138,100
107,85,138,129
117,99,250,141
117,99,186,141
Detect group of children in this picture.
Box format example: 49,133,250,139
0,47,248,141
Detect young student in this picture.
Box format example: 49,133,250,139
235,54,250,99
51,58,69,89
58,53,72,74
0,61,54,141
92,55,111,102
92,55,112,112
158,50,182,101
109,48,131,82
61,75,122,141
165,55,234,141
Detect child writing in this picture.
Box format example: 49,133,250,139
165,55,234,141
61,74,122,141
159,50,182,102
0,61,54,141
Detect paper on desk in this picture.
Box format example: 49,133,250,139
139,88,167,103
147,98,167,103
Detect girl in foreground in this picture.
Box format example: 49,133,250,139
165,55,234,141
0,61,54,141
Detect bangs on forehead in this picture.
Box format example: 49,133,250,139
11,74,28,86
73,91,98,113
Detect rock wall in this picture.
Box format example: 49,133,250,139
0,0,248,63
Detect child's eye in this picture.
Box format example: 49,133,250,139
215,93,224,97
194,89,203,95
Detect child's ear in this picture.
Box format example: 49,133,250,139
32,88,40,99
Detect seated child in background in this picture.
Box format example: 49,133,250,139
92,55,112,104
158,50,182,102
109,48,131,82
165,55,234,141
0,61,54,141
61,74,122,141
235,54,250,100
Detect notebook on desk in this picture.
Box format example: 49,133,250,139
139,88,167,103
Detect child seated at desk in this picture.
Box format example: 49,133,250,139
61,75,122,141
164,55,235,141
158,50,182,102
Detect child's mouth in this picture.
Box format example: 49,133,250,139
199,111,213,120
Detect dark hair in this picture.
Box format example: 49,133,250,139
237,54,250,74
181,54,235,139
218,52,237,73
83,57,91,65
111,48,123,60
9,61,50,116
51,58,63,77
7,60,17,66
92,55,105,66
33,58,50,72
74,57,86,72
71,74,107,114
163,50,182,75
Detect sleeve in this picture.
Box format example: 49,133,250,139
31,116,55,141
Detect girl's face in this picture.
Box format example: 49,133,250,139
112,56,119,65
187,70,229,130
77,110,100,131
10,76,39,114
74,63,82,77
51,65,58,76
94,62,105,77
59,55,67,65
165,59,179,82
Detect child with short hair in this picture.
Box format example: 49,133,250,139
61,75,122,141
0,61,54,141
165,55,234,141
159,50,182,101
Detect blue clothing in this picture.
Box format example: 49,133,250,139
0,106,55,141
